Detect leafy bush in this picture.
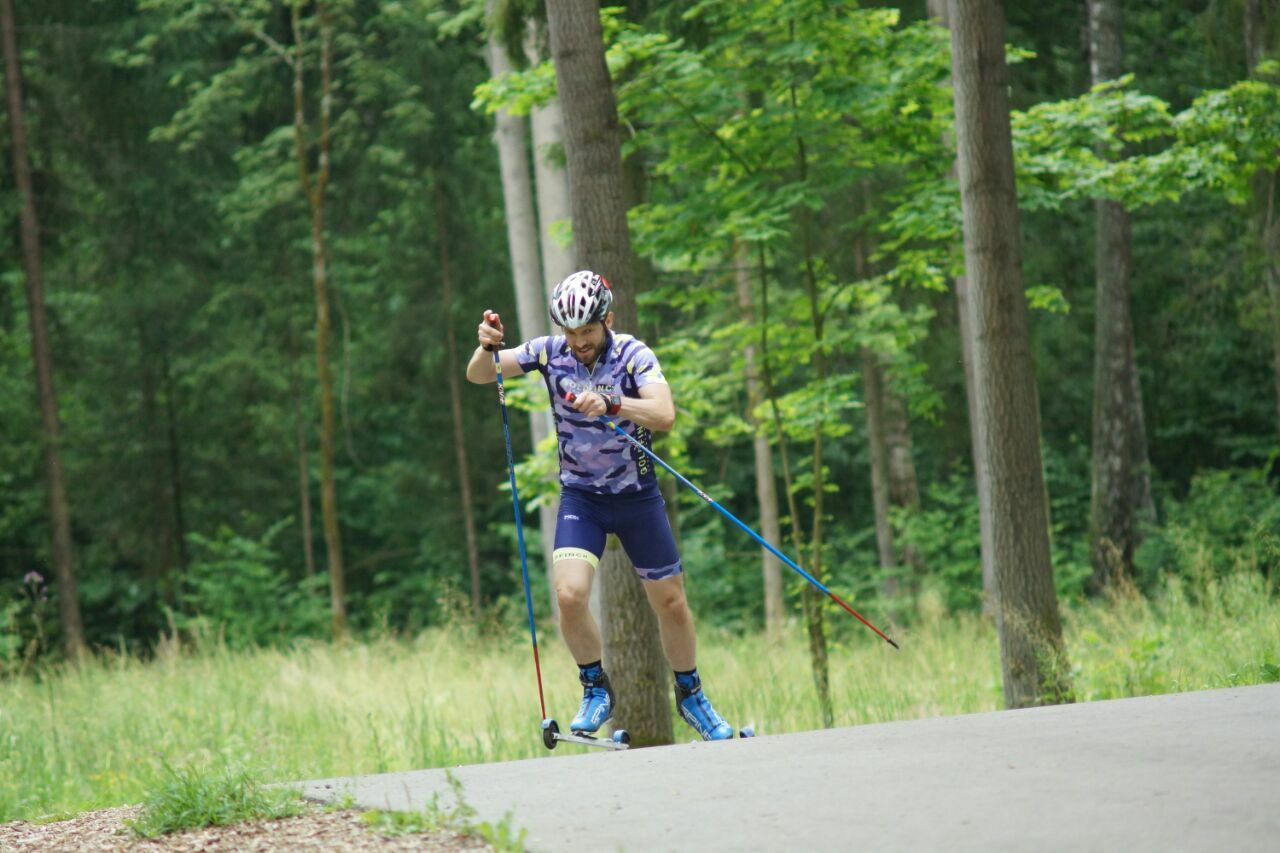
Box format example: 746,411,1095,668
1135,465,1280,589
178,519,327,649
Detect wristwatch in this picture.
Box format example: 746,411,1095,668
602,393,623,416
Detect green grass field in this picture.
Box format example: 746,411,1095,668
1,571,1276,824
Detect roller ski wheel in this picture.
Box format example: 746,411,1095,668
540,718,629,752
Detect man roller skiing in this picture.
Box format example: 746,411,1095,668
465,270,735,741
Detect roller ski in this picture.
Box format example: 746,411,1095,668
542,667,629,751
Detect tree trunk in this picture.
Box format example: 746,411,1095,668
735,241,784,637
1,0,85,660
1245,0,1280,439
526,20,577,295
546,0,672,746
862,348,897,577
1087,0,1154,591
292,4,346,638
856,231,921,597
436,185,484,617
931,0,996,616
948,0,1071,708
790,75,833,729
485,15,561,617
290,345,317,578
527,25,579,618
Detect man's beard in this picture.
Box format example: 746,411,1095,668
571,340,604,366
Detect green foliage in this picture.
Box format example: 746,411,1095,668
178,520,328,649
0,571,56,678
361,770,527,852
126,761,303,838
1135,465,1280,590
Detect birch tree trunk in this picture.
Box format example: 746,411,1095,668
291,3,346,638
948,0,1071,708
931,0,997,615
527,76,573,617
1088,0,1154,590
484,16,560,616
546,0,671,746
526,20,576,294
735,242,784,637
1,0,85,659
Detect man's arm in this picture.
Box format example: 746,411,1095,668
465,310,527,384
570,382,675,431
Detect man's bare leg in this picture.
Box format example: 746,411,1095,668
642,573,696,671
554,558,602,664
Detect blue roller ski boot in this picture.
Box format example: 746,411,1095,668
570,662,615,733
675,669,734,741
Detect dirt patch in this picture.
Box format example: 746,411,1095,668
0,805,493,852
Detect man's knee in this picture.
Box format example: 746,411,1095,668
554,566,593,614
648,582,689,620
552,578,586,612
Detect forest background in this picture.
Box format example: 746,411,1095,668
2,0,1278,714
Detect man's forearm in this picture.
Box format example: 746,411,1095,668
465,346,497,384
615,394,675,432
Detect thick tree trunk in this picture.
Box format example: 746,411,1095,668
546,0,672,746
1,0,85,660
1245,0,1280,438
948,0,1071,708
292,4,346,638
1088,0,1154,590
735,242,784,637
485,17,560,616
436,186,484,617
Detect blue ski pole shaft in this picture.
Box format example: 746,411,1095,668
492,343,548,718
566,394,898,650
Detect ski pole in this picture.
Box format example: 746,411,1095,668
487,320,548,718
566,393,899,650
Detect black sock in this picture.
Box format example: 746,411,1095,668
674,668,700,694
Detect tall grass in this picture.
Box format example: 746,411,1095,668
1,571,1276,823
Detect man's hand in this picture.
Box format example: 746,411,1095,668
478,310,505,352
566,391,608,418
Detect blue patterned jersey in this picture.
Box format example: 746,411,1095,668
516,331,668,495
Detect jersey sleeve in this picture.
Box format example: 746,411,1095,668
628,343,668,388
516,336,553,374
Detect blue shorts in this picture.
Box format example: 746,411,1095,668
553,487,683,581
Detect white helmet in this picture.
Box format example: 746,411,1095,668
549,270,613,328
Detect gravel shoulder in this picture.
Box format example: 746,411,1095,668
0,804,491,852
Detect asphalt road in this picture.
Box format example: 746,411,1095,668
301,683,1280,852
